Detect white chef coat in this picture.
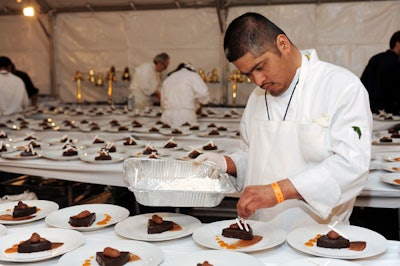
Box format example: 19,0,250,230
128,62,161,110
230,49,372,231
161,68,209,127
0,70,29,116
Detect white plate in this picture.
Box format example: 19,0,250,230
125,148,171,158
159,128,192,136
0,224,6,235
1,150,41,160
286,224,388,259
57,239,163,266
40,149,81,161
45,204,129,231
115,212,201,241
162,250,264,266
381,162,400,172
280,258,362,266
0,200,59,225
197,132,227,138
192,219,286,252
380,153,400,162
80,152,129,164
0,228,84,262
379,173,400,187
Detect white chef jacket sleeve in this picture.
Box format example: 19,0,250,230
289,78,372,219
192,74,210,104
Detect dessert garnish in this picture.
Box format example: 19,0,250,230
163,137,177,148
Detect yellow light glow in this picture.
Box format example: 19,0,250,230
23,7,35,16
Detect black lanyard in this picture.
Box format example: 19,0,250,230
264,78,299,121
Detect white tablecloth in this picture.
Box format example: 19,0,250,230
0,219,399,265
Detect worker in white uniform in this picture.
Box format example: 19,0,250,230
0,56,29,116
128,52,170,110
196,12,372,231
161,63,210,127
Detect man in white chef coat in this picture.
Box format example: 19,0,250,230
0,56,29,116
196,12,372,231
128,52,170,110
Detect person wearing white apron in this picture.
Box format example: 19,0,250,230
161,63,210,128
128,53,170,110
196,13,372,232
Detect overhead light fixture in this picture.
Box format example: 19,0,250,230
23,6,35,16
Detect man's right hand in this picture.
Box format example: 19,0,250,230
195,152,227,172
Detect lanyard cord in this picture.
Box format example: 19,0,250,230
264,78,299,121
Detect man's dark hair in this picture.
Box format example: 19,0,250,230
389,31,400,49
153,52,170,64
0,56,12,68
224,12,286,62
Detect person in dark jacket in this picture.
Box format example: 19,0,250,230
10,62,39,106
361,31,400,114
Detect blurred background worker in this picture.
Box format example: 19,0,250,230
128,52,170,110
161,63,209,127
0,56,29,116
11,62,40,107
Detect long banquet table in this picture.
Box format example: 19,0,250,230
0,218,399,265
1,106,400,209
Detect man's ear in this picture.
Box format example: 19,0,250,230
276,34,290,53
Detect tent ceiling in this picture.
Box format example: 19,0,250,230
0,0,393,15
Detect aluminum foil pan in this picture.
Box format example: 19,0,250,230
123,158,237,207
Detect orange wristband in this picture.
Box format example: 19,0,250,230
271,182,285,203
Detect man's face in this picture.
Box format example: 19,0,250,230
156,59,170,72
233,49,293,97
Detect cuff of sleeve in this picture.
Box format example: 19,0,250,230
289,166,341,219
229,151,248,191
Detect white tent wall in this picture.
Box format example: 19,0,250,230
0,15,50,95
0,1,399,105
227,1,400,76
54,8,223,103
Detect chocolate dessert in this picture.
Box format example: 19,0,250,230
147,214,173,234
197,261,214,266
24,135,37,141
20,146,37,157
161,123,171,128
123,137,137,146
188,149,202,159
203,141,217,150
13,201,37,218
118,126,128,131
316,230,350,249
0,131,7,138
69,210,96,227
163,138,177,148
222,222,253,240
93,136,105,144
18,233,51,253
189,125,200,130
171,129,182,134
27,140,41,148
143,146,157,155
96,247,130,266
391,132,400,138
380,136,392,142
208,130,220,136
149,127,160,132
217,126,227,131
181,122,191,126
207,123,217,128
0,142,7,152
62,147,78,156
95,150,112,161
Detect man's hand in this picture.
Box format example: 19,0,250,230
237,179,302,219
194,152,227,172
236,185,277,219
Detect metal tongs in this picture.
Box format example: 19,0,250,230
236,217,249,232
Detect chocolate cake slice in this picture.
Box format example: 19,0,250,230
222,222,253,240
18,233,51,253
13,201,37,218
197,261,214,266
147,214,173,234
69,210,96,227
316,230,350,249
96,247,130,266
